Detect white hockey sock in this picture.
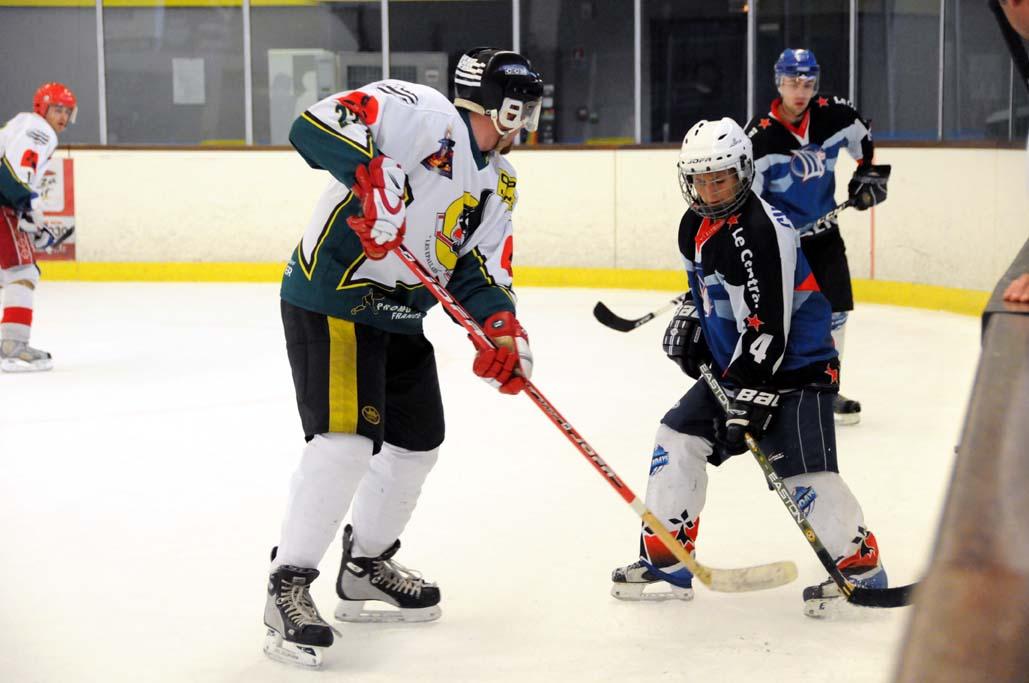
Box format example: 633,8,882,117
640,425,710,570
350,442,439,558
782,471,867,561
1,267,38,343
273,433,373,570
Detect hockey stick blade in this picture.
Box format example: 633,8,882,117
593,293,687,333
592,301,650,332
848,583,916,608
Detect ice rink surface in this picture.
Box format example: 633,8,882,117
0,282,982,683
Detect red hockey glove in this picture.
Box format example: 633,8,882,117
345,155,407,260
473,311,533,395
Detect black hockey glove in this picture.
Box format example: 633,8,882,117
662,297,712,380
848,164,891,211
722,388,780,455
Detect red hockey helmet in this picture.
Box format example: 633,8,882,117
33,82,78,123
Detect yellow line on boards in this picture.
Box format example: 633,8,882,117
36,261,990,316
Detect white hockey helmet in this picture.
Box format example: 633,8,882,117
677,117,754,218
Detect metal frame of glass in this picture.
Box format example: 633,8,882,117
55,0,1020,144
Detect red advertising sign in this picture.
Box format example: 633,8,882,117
34,157,76,261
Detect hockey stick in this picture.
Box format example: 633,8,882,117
592,292,688,333
592,200,860,334
696,363,915,608
391,244,797,593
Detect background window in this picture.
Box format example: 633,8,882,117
754,0,849,116
102,3,244,145
858,0,940,141
251,2,381,145
943,0,1015,140
521,0,633,144
389,1,511,106
642,1,748,143
0,7,100,144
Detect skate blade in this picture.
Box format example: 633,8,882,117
833,412,860,426
0,358,53,373
262,628,324,668
803,596,861,619
610,582,694,602
335,600,441,623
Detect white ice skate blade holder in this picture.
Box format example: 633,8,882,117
0,357,53,373
334,600,442,623
610,582,695,602
263,628,324,668
833,412,860,426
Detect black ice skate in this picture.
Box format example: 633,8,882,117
611,559,694,601
802,565,888,618
335,524,441,623
263,564,334,668
833,393,861,425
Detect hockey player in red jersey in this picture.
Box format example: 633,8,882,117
263,48,542,668
0,82,76,372
610,117,888,617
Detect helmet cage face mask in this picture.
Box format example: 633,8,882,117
677,119,754,219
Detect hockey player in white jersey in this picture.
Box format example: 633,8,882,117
264,47,542,668
0,82,76,372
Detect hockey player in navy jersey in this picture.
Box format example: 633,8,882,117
610,117,887,616
263,48,542,668
745,49,889,425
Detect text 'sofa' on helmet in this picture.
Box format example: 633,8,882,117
677,117,754,219
453,47,543,134
774,48,820,90
33,82,78,123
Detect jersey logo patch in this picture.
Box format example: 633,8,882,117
421,128,455,179
496,171,517,209
433,192,478,271
20,149,39,171
789,144,827,182
336,91,379,125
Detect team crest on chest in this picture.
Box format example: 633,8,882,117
421,128,456,179
789,144,827,182
432,192,478,271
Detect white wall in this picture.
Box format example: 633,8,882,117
65,145,1028,290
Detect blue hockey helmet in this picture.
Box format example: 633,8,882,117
774,49,820,91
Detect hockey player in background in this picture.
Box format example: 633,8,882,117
610,117,888,616
0,82,76,372
263,48,542,668
745,49,889,425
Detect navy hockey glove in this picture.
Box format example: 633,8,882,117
723,388,780,454
848,164,890,211
663,297,712,380
473,311,533,395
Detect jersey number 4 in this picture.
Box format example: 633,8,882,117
748,333,773,363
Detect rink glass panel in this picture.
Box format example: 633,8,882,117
519,0,634,144
0,7,100,144
250,2,383,145
942,0,1017,141
101,2,245,145
857,0,941,141
641,1,748,143
752,0,849,116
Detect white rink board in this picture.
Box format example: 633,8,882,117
0,283,980,682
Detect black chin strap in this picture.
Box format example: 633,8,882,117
989,0,1029,93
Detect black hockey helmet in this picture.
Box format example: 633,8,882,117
454,47,543,134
